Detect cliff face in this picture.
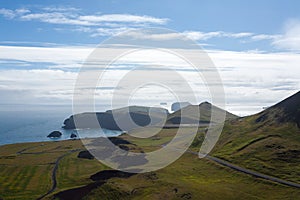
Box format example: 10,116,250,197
63,106,168,131
63,102,240,131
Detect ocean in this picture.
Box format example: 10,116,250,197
0,104,122,146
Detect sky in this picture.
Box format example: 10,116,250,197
0,0,300,116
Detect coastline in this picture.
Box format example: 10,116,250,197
0,128,123,147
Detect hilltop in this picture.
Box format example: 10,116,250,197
254,91,300,127
211,91,300,183
167,102,238,125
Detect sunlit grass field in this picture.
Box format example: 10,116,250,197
1,127,300,199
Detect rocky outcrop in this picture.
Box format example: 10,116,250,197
70,133,77,138
47,131,62,138
171,102,191,112
77,150,94,159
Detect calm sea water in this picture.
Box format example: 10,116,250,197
0,104,122,146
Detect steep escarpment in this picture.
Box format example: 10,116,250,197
63,106,168,131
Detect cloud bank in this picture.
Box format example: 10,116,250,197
0,44,299,116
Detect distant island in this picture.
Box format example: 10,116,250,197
62,102,238,131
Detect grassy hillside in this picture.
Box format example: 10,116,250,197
0,140,103,200
1,127,300,200
212,91,300,183
79,153,300,200
167,102,238,125
56,127,300,200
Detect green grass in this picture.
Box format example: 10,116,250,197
211,114,300,183
167,102,237,125
82,153,300,200
56,151,107,191
0,126,299,200
0,165,52,200
0,140,85,199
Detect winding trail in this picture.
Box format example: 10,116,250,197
15,143,82,200
36,149,82,200
16,144,45,154
203,153,300,189
161,140,300,189
188,150,300,189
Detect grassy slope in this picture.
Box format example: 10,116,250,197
0,140,105,200
1,131,300,200
212,115,300,183
79,128,300,200
167,102,238,124
212,92,300,183
82,153,300,200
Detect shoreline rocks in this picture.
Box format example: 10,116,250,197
47,131,62,138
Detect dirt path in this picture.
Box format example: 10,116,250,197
36,149,81,200
190,150,300,189
15,144,82,199
161,132,300,189
16,144,45,154
160,139,300,189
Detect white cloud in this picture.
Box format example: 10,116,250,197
15,8,30,15
0,6,264,42
272,19,300,51
79,14,168,24
21,13,98,26
0,69,77,104
90,27,132,37
183,31,254,41
0,45,93,65
0,7,169,37
183,31,221,40
0,44,299,115
41,6,80,12
226,32,254,38
0,8,16,19
251,34,280,41
1,6,295,50
118,31,255,41
0,8,30,19
0,7,168,28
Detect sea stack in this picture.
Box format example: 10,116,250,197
47,131,62,138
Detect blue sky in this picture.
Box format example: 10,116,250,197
0,1,300,115
1,0,300,51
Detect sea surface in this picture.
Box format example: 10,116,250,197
0,104,122,146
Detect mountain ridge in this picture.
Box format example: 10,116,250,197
211,91,300,183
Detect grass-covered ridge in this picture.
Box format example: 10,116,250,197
212,91,300,183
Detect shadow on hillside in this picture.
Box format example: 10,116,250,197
54,170,136,200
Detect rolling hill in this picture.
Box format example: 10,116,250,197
212,91,300,183
167,102,238,125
